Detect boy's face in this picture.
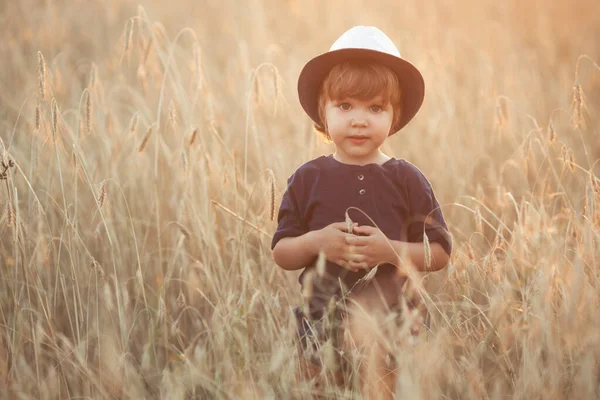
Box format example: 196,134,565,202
324,96,393,165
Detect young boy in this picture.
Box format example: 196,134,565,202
271,26,452,399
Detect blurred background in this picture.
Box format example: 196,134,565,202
0,0,599,398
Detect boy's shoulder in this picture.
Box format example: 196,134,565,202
381,157,423,175
289,156,330,179
392,158,432,187
394,158,425,174
298,155,331,170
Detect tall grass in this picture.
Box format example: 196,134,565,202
0,0,599,398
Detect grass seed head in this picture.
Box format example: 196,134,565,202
316,250,326,276
181,150,188,171
189,127,198,147
177,223,190,239
142,38,153,65
90,258,105,278
0,159,9,180
124,19,133,55
301,270,314,311
345,211,353,234
71,146,77,171
253,74,263,107
423,232,432,269
474,206,483,233
585,172,595,219
572,83,586,129
51,98,58,140
85,91,92,134
138,125,152,152
593,175,600,196
137,65,148,93
98,181,107,208
567,149,575,172
37,51,46,101
548,121,556,142
267,169,275,221
168,100,178,131
35,102,40,131
137,4,147,19
495,100,506,128
7,203,15,227
467,242,476,261
176,291,186,308
494,227,504,249
561,145,568,164
128,113,139,135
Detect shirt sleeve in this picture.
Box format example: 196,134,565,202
405,166,452,256
271,172,307,250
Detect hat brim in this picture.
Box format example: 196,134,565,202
297,48,425,135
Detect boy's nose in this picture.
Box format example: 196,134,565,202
351,118,367,127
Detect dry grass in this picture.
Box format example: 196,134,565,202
0,0,599,398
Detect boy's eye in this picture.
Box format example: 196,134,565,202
370,105,383,112
339,103,351,111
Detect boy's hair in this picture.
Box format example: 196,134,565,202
314,61,402,141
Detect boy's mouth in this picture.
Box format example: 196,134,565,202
348,136,368,144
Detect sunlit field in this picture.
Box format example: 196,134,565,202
1,0,599,398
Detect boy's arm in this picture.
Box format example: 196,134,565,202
387,240,450,272
273,222,357,271
272,230,322,271
346,226,451,273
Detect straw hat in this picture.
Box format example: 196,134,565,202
297,26,425,134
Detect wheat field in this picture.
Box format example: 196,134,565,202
0,0,599,398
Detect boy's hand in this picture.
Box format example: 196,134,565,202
344,225,397,270
316,222,365,272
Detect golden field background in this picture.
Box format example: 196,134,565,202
0,0,599,398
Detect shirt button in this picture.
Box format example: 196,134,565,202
359,189,366,195
357,174,364,181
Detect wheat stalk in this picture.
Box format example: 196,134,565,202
211,200,271,237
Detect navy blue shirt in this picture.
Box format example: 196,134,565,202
271,155,452,319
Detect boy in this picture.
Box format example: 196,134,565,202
272,26,452,399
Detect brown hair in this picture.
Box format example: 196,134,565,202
314,61,402,141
